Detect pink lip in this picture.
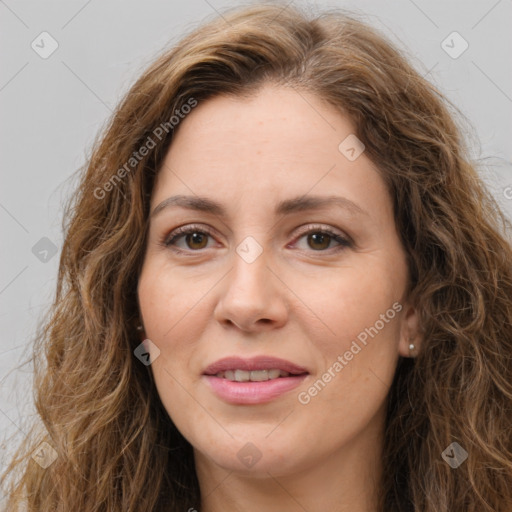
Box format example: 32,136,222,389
203,356,308,375
203,375,308,404
202,356,309,405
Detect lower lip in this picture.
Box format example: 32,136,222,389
203,374,308,404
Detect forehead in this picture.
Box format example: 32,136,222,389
164,85,352,166
151,84,389,220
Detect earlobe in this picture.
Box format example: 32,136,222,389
136,323,145,342
398,303,422,358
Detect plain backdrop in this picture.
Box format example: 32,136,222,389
1,0,511,484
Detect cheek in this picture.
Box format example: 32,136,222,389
138,265,210,349
295,264,403,416
305,264,403,357
137,270,201,406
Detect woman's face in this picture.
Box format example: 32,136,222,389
137,83,418,478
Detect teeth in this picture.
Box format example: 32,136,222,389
268,369,281,379
234,369,250,382
216,369,292,382
250,370,269,381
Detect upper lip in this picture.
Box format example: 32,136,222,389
203,356,309,376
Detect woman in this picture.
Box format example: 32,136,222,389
2,2,511,511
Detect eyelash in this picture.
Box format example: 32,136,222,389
160,223,352,256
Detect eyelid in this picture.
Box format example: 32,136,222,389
162,222,352,254
162,223,217,247
292,223,352,243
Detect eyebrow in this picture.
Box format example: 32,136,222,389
150,194,368,219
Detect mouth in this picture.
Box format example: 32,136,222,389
203,355,309,375
202,356,309,404
212,369,302,381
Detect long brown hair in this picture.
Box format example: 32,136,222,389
2,2,512,510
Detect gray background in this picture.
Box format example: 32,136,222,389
1,0,511,484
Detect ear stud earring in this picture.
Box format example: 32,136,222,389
136,325,144,332
409,342,416,355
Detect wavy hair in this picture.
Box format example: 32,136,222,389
2,2,512,511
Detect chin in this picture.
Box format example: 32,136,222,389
193,433,306,477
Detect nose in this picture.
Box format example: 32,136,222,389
213,248,288,333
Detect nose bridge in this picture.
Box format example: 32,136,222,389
228,237,272,301
214,234,288,330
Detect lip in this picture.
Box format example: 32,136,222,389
202,356,309,405
204,375,308,404
203,356,308,375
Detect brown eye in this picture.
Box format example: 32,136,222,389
164,226,215,252
307,232,332,250
294,226,351,253
183,232,209,250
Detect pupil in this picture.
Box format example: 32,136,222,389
188,232,207,249
309,233,330,250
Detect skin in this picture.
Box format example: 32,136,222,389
137,83,421,512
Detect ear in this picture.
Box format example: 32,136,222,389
398,302,422,358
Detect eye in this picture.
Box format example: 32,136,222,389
291,225,352,252
162,224,216,253
161,223,352,255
